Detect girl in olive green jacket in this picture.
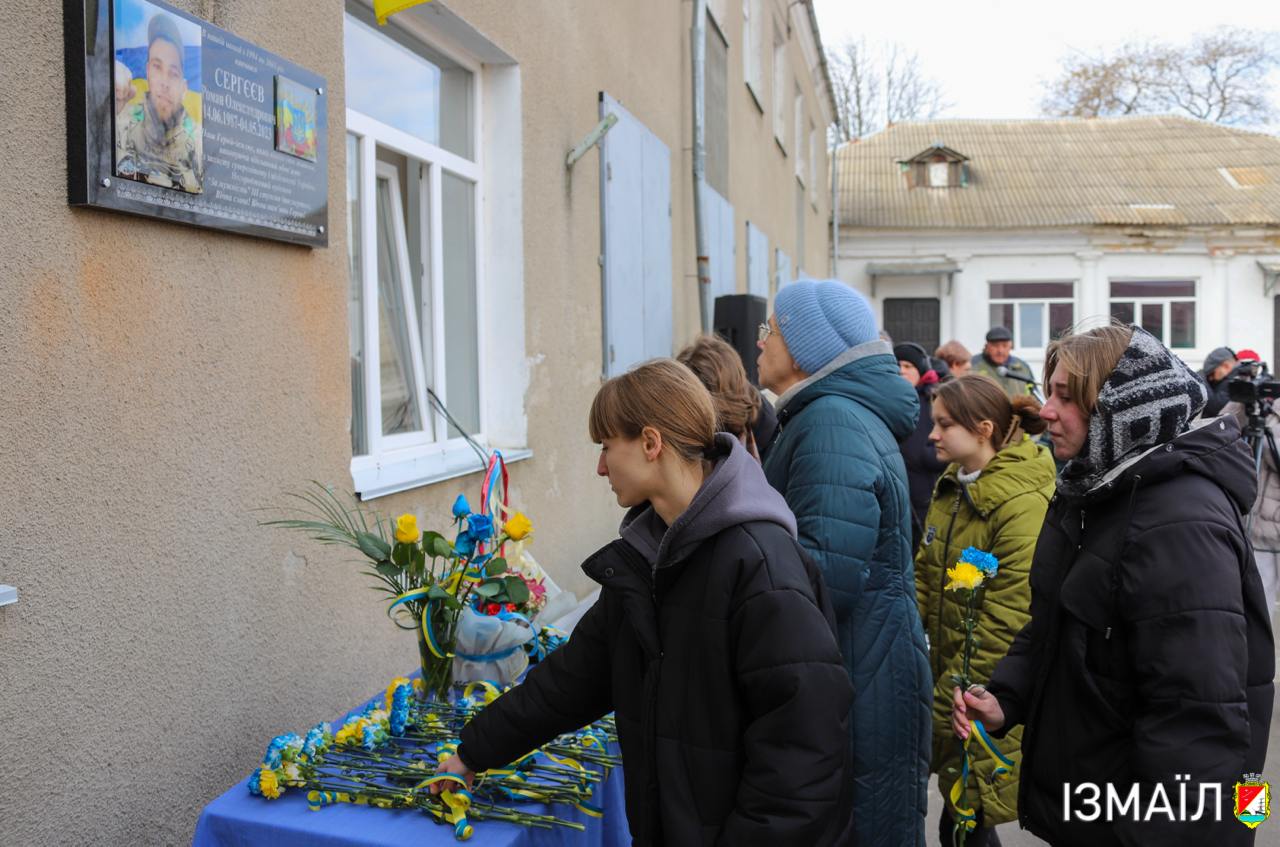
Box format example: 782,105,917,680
915,374,1056,846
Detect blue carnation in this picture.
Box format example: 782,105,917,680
390,683,411,735
960,547,999,577
248,769,263,796
303,725,329,759
263,733,295,768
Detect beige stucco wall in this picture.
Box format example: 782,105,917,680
1,0,832,843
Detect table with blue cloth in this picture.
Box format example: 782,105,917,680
192,683,629,847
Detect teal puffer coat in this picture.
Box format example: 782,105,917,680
763,341,932,847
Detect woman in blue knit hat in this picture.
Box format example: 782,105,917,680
758,279,932,847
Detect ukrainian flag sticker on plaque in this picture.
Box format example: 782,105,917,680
1235,774,1270,829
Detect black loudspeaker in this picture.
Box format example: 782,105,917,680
713,294,768,385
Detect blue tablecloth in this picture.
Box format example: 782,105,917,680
192,691,630,847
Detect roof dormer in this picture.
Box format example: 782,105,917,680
899,143,969,189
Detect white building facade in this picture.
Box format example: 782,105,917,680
835,118,1280,375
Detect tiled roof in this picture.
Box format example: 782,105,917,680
836,115,1280,229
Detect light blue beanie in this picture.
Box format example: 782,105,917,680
774,280,879,374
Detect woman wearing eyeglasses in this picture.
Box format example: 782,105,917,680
757,280,932,847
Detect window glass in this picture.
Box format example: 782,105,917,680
442,172,479,437
375,174,425,436
1110,301,1135,324
772,28,787,149
1049,302,1074,340
705,22,729,195
1018,302,1045,350
989,282,1073,299
1110,280,1195,297
346,135,367,455
989,303,1014,333
1170,301,1195,348
1140,303,1164,340
344,13,473,159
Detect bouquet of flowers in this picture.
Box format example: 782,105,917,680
263,458,547,699
943,547,1015,847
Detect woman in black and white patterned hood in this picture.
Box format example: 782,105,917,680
952,322,1275,847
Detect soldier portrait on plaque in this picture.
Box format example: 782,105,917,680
113,0,204,194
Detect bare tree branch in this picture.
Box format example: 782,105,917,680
1041,28,1278,126
825,38,949,140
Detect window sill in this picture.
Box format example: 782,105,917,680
352,441,533,500
745,81,764,114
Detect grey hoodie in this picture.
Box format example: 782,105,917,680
619,433,798,571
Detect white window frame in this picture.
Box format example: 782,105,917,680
344,9,528,499
742,0,764,110
808,122,819,208
1109,278,1197,349
988,281,1076,353
772,26,788,153
794,88,805,183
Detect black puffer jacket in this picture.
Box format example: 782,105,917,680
458,435,853,846
987,416,1274,846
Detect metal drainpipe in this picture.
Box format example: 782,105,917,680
691,0,712,333
831,138,840,278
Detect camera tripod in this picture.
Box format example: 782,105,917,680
1241,399,1279,537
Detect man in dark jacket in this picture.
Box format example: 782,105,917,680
758,280,931,847
895,341,948,552
1201,346,1238,418
451,434,853,846
955,325,1274,846
970,326,1036,398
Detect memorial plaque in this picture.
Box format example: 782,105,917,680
65,0,329,247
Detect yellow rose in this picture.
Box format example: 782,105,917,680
259,767,281,800
945,561,985,591
503,512,533,541
394,513,420,544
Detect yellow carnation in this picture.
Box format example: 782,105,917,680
394,513,420,543
503,512,533,541
259,767,281,800
945,561,985,591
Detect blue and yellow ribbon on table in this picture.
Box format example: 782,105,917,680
948,720,1015,833
413,773,474,840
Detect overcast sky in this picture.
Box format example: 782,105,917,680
813,0,1280,126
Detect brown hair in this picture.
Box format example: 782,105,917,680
1043,322,1133,414
932,374,1047,449
934,340,972,367
588,359,717,463
676,334,761,446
